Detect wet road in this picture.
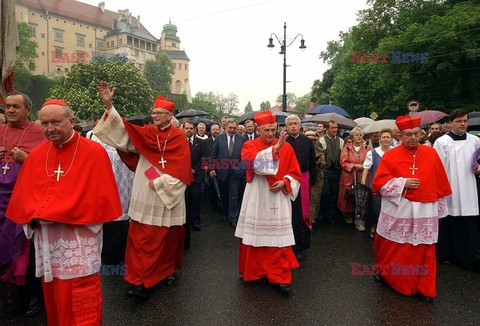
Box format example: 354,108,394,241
3,207,480,325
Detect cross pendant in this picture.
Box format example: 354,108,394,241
271,202,279,215
2,163,9,175
159,157,167,169
409,155,418,175
54,164,64,181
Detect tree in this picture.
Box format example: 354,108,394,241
144,50,174,96
260,101,271,111
15,22,37,70
50,56,153,119
294,93,312,114
244,101,253,113
275,93,298,107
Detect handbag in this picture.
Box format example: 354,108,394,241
344,169,357,200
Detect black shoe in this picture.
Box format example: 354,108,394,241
230,221,237,229
279,283,291,295
423,296,434,303
373,274,384,284
126,285,149,300
165,274,176,286
22,296,41,317
295,253,303,262
193,223,201,231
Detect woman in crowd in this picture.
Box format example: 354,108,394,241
338,128,369,231
361,128,392,237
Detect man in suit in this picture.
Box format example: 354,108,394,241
244,120,258,141
210,119,246,228
184,121,207,248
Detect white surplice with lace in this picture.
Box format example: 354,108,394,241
377,177,448,246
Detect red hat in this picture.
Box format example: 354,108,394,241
254,110,276,126
154,96,174,113
41,99,69,108
395,114,421,131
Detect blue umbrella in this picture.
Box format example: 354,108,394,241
309,104,351,118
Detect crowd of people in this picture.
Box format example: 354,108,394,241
0,84,479,324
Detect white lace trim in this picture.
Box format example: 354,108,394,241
377,212,439,245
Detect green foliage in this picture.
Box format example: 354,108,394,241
50,59,153,119
260,101,271,111
144,50,174,96
244,101,253,113
275,93,298,107
16,22,37,69
192,92,221,122
295,93,313,114
314,0,480,119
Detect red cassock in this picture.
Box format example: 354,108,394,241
238,138,301,284
372,144,451,297
116,121,192,288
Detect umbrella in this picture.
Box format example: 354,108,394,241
192,117,216,129
354,183,371,223
441,123,452,133
416,110,448,125
127,116,146,126
309,104,351,118
273,111,290,125
175,109,207,118
238,111,260,124
210,175,221,200
468,117,480,129
469,111,480,118
354,117,374,124
362,119,396,134
306,113,356,129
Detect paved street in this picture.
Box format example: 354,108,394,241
3,207,480,325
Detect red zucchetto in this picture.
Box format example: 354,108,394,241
395,115,421,131
254,110,276,126
41,99,69,108
153,96,174,113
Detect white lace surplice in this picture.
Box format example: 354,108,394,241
24,223,103,282
377,177,447,246
235,146,300,247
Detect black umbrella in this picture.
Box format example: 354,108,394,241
354,183,371,222
238,111,260,124
211,175,221,200
192,117,217,129
175,109,207,118
127,116,146,126
273,111,290,125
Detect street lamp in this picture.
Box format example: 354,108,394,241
267,22,306,113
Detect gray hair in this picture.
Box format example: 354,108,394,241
197,122,206,128
285,115,300,125
6,91,33,110
226,118,238,126
351,127,364,137
171,117,179,127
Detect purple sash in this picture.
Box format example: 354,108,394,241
301,171,312,229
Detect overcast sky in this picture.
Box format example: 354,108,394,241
81,0,368,111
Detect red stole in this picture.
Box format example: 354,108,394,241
242,138,301,192
6,132,122,225
121,122,192,185
372,144,451,202
0,121,45,160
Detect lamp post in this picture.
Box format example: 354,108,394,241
268,22,306,113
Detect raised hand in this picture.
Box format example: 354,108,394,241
274,127,289,152
98,81,115,110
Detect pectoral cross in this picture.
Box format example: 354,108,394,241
54,164,64,181
409,155,418,175
2,163,9,175
271,202,279,215
159,157,167,169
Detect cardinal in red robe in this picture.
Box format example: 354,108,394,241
372,115,451,302
6,99,122,325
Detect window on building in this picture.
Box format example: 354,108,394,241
54,48,62,59
56,67,62,74
111,40,115,47
140,40,145,49
65,68,69,72
178,63,182,70
76,35,85,47
119,39,123,46
134,38,139,48
28,62,35,71
146,42,151,51
127,36,133,45
185,64,188,70
175,80,181,94
41,33,45,38
172,42,177,48
55,30,63,42
152,44,157,52
29,25,36,37
89,43,92,48
78,52,87,62
98,41,105,49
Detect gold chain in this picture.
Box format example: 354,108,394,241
45,134,80,179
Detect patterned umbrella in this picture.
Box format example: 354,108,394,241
416,110,448,125
354,117,374,124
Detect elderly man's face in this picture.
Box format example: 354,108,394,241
5,95,31,126
286,119,300,136
258,123,277,143
210,125,220,136
151,109,172,128
221,117,228,128
39,105,74,145
197,124,206,135
226,122,237,136
237,125,245,135
401,127,421,149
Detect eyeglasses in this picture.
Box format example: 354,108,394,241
404,132,420,138
151,111,169,116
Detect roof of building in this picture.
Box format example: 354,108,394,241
165,50,190,61
17,0,156,39
269,104,302,114
106,19,158,42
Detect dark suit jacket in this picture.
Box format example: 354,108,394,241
211,133,246,181
243,133,258,141
204,135,217,157
189,137,207,184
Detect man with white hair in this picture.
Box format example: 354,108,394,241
235,110,301,295
285,115,317,261
196,122,208,140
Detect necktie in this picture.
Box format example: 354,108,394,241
228,136,233,155
190,137,193,145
